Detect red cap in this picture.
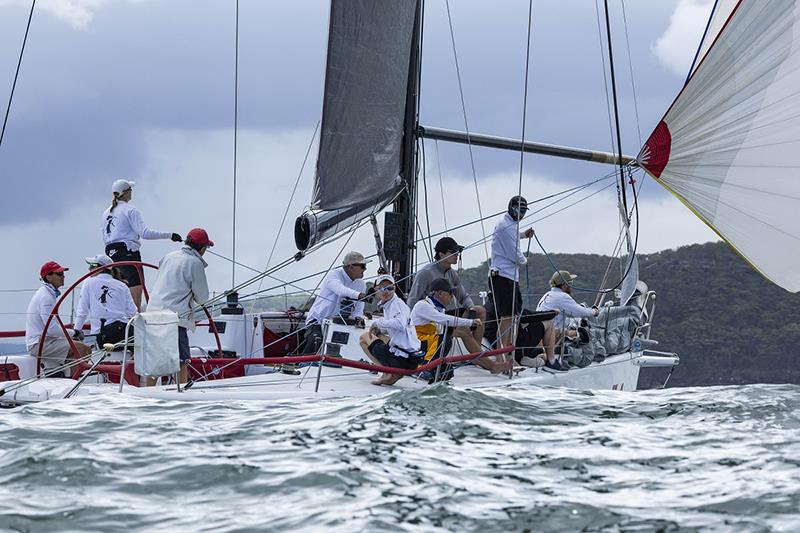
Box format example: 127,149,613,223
40,261,69,279
186,228,214,248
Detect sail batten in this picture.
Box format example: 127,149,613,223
641,1,800,292
295,0,418,251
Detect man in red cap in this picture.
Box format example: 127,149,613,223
25,261,92,375
146,228,213,385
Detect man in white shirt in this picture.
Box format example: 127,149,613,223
358,275,420,386
536,269,599,370
74,255,137,348
146,228,213,384
300,251,369,359
25,261,92,375
489,195,534,358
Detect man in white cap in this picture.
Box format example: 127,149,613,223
25,261,92,375
102,178,183,309
358,274,420,386
74,254,138,349
299,251,369,360
146,228,213,384
536,269,598,371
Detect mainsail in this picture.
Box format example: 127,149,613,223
294,0,419,251
639,1,800,292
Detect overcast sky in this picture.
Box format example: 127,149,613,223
0,0,718,329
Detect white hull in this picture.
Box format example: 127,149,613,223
0,350,669,405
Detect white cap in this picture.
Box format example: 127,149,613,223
112,179,135,195
85,254,113,267
374,274,395,286
342,251,372,266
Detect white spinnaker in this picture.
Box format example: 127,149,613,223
639,1,800,292
688,0,739,77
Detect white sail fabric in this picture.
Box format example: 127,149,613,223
639,1,800,292
688,0,739,77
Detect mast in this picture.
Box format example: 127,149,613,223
393,0,423,293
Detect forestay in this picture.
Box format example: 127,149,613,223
294,0,418,251
639,1,800,292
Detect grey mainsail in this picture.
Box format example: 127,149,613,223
295,0,418,251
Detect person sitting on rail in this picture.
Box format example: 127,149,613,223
25,261,92,376
74,255,137,350
411,278,486,379
358,275,421,386
102,178,182,310
300,251,369,357
407,236,497,371
536,270,599,371
146,228,213,385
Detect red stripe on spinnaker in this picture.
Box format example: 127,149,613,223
640,120,671,179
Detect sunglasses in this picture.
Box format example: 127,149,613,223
353,263,367,270
50,272,65,277
377,285,395,293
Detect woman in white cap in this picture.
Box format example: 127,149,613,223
102,178,182,309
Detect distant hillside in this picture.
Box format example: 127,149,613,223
455,241,800,388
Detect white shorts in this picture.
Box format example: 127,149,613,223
27,337,72,372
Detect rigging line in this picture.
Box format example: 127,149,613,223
602,0,629,216
444,0,490,261
434,139,449,235
510,0,535,358
619,0,642,146
231,0,240,288
0,0,36,152
594,0,616,153
420,138,434,257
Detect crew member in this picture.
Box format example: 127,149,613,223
25,261,92,375
301,251,369,357
358,275,421,386
488,195,534,367
74,255,137,348
102,179,182,309
407,236,488,362
146,228,213,384
536,269,599,370
411,278,487,380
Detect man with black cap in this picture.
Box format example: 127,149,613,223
146,228,213,384
407,236,487,359
25,261,92,375
489,195,535,363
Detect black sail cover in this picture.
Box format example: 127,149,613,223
295,0,418,251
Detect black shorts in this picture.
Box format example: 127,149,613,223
178,326,190,363
98,320,133,349
105,243,143,288
368,340,419,370
300,323,324,355
489,274,522,318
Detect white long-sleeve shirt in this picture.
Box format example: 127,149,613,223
372,294,420,356
74,272,137,334
102,200,171,252
305,267,366,325
146,246,210,331
411,297,473,331
25,283,62,350
490,213,528,281
536,287,595,330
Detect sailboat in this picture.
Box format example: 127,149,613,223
3,0,794,405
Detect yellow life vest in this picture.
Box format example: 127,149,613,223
415,322,442,362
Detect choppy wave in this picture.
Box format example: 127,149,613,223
1,384,799,531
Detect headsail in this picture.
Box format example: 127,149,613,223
639,1,800,292
294,0,419,251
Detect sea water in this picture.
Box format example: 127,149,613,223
1,383,799,532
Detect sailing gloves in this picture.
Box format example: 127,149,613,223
171,233,182,242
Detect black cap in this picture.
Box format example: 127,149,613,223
434,236,464,254
428,277,453,294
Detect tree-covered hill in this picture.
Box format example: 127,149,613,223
454,241,800,388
